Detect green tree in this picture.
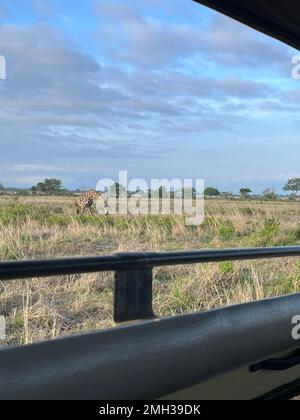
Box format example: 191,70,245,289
262,188,277,201
36,182,46,192
204,187,221,197
240,188,252,199
0,182,5,191
283,178,300,197
30,185,37,195
108,183,126,198
43,178,63,193
33,179,64,194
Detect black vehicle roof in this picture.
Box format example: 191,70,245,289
195,0,300,51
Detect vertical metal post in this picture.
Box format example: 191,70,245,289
114,268,155,323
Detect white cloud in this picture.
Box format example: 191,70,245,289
0,0,296,189
276,172,300,181
10,164,56,172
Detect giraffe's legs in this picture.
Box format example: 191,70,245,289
86,198,94,215
76,204,84,216
104,200,109,216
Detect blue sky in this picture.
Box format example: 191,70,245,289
0,0,299,193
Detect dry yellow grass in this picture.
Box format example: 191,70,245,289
1,195,300,347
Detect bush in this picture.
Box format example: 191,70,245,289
219,261,234,277
260,218,280,240
218,223,235,240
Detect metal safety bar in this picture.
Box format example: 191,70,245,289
1,246,300,322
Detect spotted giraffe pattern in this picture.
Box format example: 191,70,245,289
75,190,109,215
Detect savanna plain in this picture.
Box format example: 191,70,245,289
1,195,300,347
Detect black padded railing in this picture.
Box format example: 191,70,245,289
1,246,300,322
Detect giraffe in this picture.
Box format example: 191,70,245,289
75,190,109,215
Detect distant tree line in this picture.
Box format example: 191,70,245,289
1,177,300,199
204,177,300,200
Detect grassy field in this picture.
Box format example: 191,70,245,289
1,195,300,347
